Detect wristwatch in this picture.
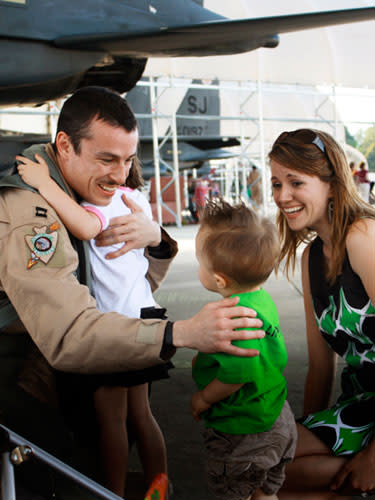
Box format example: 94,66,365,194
160,321,176,360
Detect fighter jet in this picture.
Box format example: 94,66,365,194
0,0,373,107
127,78,240,178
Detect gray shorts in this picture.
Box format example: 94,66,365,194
203,400,297,500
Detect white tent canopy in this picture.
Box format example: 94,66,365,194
145,0,375,88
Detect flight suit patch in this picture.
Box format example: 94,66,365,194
35,206,48,218
25,221,62,269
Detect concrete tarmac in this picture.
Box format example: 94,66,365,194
126,223,371,500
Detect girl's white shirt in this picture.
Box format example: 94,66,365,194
81,187,156,318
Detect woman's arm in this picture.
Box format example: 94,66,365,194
16,154,101,240
330,219,375,494
301,244,337,415
346,218,375,306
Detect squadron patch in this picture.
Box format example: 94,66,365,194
25,221,60,269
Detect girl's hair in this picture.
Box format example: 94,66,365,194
199,199,280,288
125,156,144,189
268,128,375,283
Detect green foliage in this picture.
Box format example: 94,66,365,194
151,489,160,500
356,126,375,172
345,126,357,148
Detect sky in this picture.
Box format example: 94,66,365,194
330,87,375,135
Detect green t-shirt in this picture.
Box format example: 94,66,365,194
192,289,288,434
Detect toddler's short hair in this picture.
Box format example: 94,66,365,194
199,199,280,288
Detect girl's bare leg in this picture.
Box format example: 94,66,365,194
251,488,278,500
94,386,128,497
127,383,168,486
278,423,350,500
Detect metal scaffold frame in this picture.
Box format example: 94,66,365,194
1,79,374,224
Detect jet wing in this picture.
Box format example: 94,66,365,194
161,141,239,163
54,8,374,57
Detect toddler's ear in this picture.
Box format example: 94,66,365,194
214,272,229,290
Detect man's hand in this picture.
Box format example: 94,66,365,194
95,193,161,259
331,440,375,495
191,391,211,421
16,154,52,191
173,296,264,356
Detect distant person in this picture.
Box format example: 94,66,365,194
187,173,198,222
269,129,375,499
247,165,262,209
349,161,357,182
209,179,221,199
191,199,297,500
354,161,371,202
17,150,173,495
194,176,210,218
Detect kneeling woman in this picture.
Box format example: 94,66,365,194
269,129,375,499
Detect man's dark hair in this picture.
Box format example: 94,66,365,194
55,86,143,188
55,86,138,154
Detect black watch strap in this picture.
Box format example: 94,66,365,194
160,321,176,360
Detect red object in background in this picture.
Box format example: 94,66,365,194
144,473,168,500
194,178,210,208
150,176,185,223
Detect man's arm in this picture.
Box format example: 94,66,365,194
0,189,264,374
145,227,178,292
191,378,243,421
173,296,264,357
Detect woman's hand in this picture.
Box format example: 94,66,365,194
331,440,375,495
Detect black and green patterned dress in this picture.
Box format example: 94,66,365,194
300,236,375,456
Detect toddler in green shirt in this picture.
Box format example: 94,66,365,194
192,199,297,500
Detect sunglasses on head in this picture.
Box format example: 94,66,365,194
275,129,326,154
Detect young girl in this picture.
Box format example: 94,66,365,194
268,129,375,499
17,151,172,498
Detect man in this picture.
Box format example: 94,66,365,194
0,87,264,498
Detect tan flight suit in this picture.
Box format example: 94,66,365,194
0,144,177,373
0,144,178,497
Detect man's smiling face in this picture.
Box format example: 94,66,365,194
58,118,138,206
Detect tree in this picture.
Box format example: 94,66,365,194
356,126,375,172
345,126,357,148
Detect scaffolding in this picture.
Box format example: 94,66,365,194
1,78,374,224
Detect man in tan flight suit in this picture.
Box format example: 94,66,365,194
0,87,264,499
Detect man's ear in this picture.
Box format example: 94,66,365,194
214,272,229,290
55,131,73,158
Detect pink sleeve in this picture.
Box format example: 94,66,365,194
83,206,107,231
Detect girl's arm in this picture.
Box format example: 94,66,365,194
346,218,375,306
16,154,101,240
301,244,337,415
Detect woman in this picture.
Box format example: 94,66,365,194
268,129,375,499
